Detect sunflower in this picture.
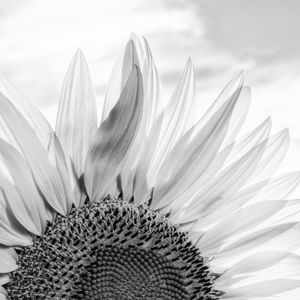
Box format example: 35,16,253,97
0,35,299,300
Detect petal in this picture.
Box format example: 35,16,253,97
47,134,77,209
150,58,196,176
0,191,32,246
153,86,239,210
0,139,50,234
84,66,143,201
225,117,272,165
198,201,286,256
225,279,300,297
56,49,97,176
248,129,289,184
0,75,53,148
0,285,8,300
217,251,289,285
0,247,18,273
188,139,267,216
170,117,271,222
222,86,251,146
0,93,67,215
101,39,139,122
132,35,161,134
193,71,244,133
256,171,300,201
220,223,298,256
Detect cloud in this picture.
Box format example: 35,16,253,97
0,0,31,18
196,0,300,64
1,0,300,177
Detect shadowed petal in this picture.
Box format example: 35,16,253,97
84,66,143,201
101,40,139,122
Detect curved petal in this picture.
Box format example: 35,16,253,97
84,66,143,201
0,247,18,273
150,58,196,176
0,93,67,215
101,39,139,122
0,190,32,247
0,139,50,234
0,75,53,148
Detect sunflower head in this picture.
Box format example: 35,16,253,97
0,35,299,300
6,198,222,299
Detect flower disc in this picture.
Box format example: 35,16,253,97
5,198,222,299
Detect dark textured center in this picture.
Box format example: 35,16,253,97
77,245,187,299
5,198,222,300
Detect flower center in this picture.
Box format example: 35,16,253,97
77,245,186,299
5,198,222,299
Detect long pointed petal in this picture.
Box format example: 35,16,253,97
84,66,143,201
198,201,286,256
101,40,139,122
56,49,97,176
0,93,67,215
0,139,50,234
150,58,196,175
0,75,53,148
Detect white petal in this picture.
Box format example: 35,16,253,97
47,134,76,209
255,171,300,201
84,66,143,201
133,114,164,204
225,117,271,166
248,129,289,184
132,35,161,134
0,191,32,246
170,118,272,223
217,251,289,285
0,93,67,215
0,75,53,148
194,71,244,132
222,86,251,146
153,84,239,210
0,139,50,234
220,223,297,256
0,247,18,273
184,139,267,219
198,201,286,256
150,58,196,176
225,279,300,297
56,49,97,176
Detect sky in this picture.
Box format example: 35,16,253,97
1,0,300,175
0,0,300,297
0,5,299,163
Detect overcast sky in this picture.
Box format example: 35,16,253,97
1,0,300,297
0,0,300,174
